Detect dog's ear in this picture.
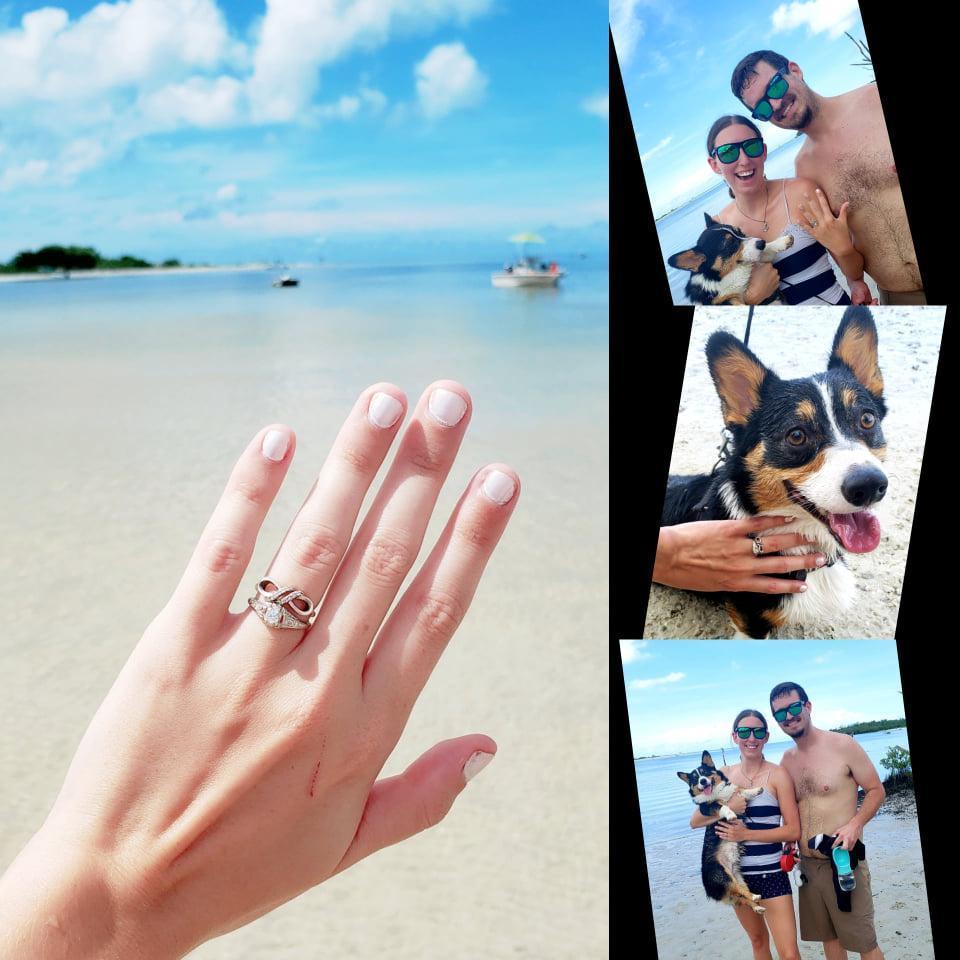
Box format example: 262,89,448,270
668,248,705,273
703,211,715,228
829,306,884,398
701,750,715,768
706,331,771,426
677,770,693,785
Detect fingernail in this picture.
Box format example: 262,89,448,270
463,751,495,782
428,388,467,427
368,392,403,429
481,469,516,505
782,516,797,523
799,583,808,592
815,555,826,567
262,429,289,462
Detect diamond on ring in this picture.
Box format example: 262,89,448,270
248,579,316,630
752,536,764,557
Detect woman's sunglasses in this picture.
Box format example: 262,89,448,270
710,137,764,165
735,726,768,740
751,71,789,121
772,700,805,722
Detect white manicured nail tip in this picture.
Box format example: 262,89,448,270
481,470,516,505
262,430,289,462
428,388,467,427
368,392,403,429
463,751,495,782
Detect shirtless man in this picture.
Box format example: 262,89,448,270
731,50,925,305
770,682,886,960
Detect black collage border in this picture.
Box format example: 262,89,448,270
609,6,954,955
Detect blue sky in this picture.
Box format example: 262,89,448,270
611,0,875,217
0,1,607,264
620,640,904,757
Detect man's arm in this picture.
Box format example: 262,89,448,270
834,737,886,850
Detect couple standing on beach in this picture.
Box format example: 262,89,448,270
695,49,923,307
692,682,887,960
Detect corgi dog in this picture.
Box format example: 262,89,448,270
677,751,765,914
668,214,794,306
662,306,888,638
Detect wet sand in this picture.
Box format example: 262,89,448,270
644,306,944,639
647,793,933,959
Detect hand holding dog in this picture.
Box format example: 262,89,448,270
0,382,518,960
743,262,781,305
715,819,751,843
654,517,827,595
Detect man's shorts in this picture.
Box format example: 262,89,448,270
798,856,878,953
877,287,927,305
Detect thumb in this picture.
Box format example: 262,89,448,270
333,734,497,875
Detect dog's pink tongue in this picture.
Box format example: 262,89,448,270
828,511,881,553
703,784,713,795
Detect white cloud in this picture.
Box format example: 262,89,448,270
640,135,673,163
630,671,685,691
582,92,608,120
771,0,860,39
139,76,245,129
247,0,491,123
610,0,644,67
415,42,487,119
215,183,238,202
0,158,49,191
0,0,236,106
620,640,652,664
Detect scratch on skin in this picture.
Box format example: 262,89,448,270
309,758,323,798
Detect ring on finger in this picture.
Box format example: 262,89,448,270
810,218,819,227
752,536,765,557
248,578,316,629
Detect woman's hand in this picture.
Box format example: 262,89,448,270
0,381,519,960
849,279,878,305
797,188,854,256
653,517,827,594
724,793,748,816
743,262,780,305
715,818,751,843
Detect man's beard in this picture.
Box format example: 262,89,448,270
775,95,815,130
786,724,806,740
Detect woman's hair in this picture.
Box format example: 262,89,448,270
732,708,768,731
707,115,763,198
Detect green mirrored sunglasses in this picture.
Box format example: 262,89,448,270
751,71,789,121
711,137,764,165
735,726,768,740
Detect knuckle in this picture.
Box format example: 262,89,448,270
361,531,416,588
231,474,271,510
200,536,246,575
290,521,345,574
453,514,493,551
408,439,447,476
338,442,374,475
414,590,467,645
416,791,454,832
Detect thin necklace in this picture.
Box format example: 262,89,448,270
735,177,769,233
739,760,768,787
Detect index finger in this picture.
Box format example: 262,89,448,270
725,515,798,537
815,188,833,218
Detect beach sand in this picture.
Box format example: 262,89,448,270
0,268,608,958
646,792,933,960
644,305,944,639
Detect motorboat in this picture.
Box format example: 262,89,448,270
491,257,565,287
272,274,299,287
491,232,565,287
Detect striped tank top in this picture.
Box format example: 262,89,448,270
739,785,783,875
772,182,852,306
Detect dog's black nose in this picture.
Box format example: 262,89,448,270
842,465,888,507
756,239,766,251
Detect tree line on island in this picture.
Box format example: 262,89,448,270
0,245,182,273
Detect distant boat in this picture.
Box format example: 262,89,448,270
491,232,565,288
272,274,299,287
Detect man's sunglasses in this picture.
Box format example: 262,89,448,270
735,726,768,740
710,137,764,165
751,71,789,121
772,700,805,722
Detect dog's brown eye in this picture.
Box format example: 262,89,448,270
860,412,876,429
787,428,806,446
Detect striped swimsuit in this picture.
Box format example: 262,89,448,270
740,784,792,900
772,182,852,306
